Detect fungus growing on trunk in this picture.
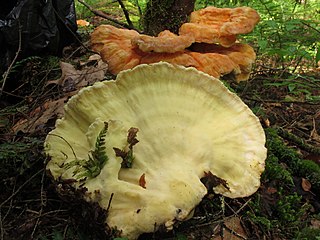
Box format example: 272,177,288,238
45,62,266,239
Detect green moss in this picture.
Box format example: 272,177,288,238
265,128,320,193
295,227,320,240
245,127,318,238
262,153,294,185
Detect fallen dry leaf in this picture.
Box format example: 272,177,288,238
266,187,277,194
212,217,247,240
12,97,67,133
310,118,320,143
301,178,312,192
262,118,270,128
12,58,108,134
46,57,107,92
311,219,320,229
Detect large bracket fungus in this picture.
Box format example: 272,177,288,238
45,62,267,239
91,6,260,82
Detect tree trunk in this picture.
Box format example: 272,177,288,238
142,0,196,36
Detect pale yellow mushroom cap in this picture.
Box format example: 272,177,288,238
45,62,266,239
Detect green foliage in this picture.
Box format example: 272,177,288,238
63,122,109,179
75,0,96,19
194,0,320,70
0,138,43,176
75,0,142,28
246,0,319,69
246,211,273,230
295,227,320,240
264,74,320,103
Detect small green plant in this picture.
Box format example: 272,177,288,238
63,122,109,179
264,74,320,103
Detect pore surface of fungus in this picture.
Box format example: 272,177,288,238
45,63,266,239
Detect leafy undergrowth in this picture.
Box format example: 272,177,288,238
1,46,320,240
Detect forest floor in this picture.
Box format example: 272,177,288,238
0,27,320,240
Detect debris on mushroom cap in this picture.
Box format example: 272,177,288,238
131,30,195,53
190,43,256,82
179,6,260,46
45,62,266,239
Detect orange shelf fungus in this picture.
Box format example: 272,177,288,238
179,6,260,47
91,25,143,74
90,6,260,81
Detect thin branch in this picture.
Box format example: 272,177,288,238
277,127,320,155
0,169,43,208
31,168,47,238
51,6,95,54
301,20,320,34
135,0,143,17
106,193,114,212
117,0,134,29
77,0,139,31
1,24,22,97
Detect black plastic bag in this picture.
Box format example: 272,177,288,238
0,0,78,74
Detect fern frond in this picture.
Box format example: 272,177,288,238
62,122,109,180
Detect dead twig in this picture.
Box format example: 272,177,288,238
116,0,134,29
51,6,95,55
135,0,143,18
31,168,47,238
277,127,320,155
77,0,140,32
0,24,22,96
0,169,43,208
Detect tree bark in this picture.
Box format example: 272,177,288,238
142,0,196,36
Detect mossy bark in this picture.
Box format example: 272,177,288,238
142,0,196,36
